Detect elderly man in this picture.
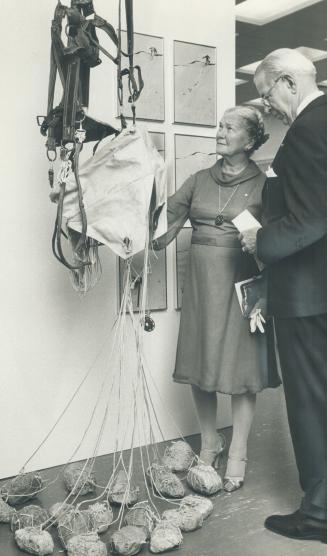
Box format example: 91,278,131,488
241,48,327,542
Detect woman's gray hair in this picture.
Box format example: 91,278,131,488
225,105,269,155
255,48,317,82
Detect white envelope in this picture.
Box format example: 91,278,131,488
232,209,262,233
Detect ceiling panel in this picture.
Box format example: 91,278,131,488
236,0,323,26
235,78,248,85
296,46,327,62
235,0,327,104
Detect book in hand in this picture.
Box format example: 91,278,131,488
235,274,265,318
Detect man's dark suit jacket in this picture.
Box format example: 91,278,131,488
257,94,327,318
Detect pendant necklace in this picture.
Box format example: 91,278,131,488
215,182,241,226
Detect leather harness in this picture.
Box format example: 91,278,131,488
38,0,143,270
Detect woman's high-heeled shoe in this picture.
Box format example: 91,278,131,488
223,456,247,493
199,433,226,469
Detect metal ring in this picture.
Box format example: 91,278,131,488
46,149,57,162
62,142,75,152
76,112,86,125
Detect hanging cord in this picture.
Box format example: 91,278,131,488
27,280,131,516
51,144,90,270
125,0,136,125
71,118,90,262
17,340,111,477
116,0,143,127
127,234,186,507
125,0,138,125
17,285,135,482
117,0,126,129
10,240,192,521
42,286,135,528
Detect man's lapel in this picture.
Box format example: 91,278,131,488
272,94,327,172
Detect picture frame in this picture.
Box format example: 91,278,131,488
174,40,217,127
175,133,217,190
118,248,167,312
119,31,165,122
149,131,166,160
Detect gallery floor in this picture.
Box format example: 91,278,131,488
1,387,326,556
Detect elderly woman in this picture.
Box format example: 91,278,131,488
155,106,280,492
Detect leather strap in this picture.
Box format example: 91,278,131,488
72,141,88,260
41,0,143,270
62,56,81,143
125,0,143,105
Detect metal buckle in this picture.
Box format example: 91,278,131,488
36,115,46,127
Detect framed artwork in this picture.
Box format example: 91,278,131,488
149,131,165,160
175,134,217,190
119,249,167,312
120,32,164,122
174,40,217,126
175,227,193,310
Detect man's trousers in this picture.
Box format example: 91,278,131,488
275,313,327,521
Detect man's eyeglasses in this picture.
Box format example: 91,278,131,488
261,75,284,104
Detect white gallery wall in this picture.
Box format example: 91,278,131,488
0,0,235,478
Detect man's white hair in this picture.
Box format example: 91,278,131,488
255,48,317,82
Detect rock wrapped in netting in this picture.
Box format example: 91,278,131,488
67,532,108,556
57,508,91,548
1,473,43,506
162,441,194,472
162,507,203,532
0,497,16,523
110,525,147,555
108,470,139,506
49,502,74,526
87,501,113,533
63,463,96,496
179,494,213,520
150,522,183,553
11,504,49,532
14,527,54,556
124,502,156,539
147,464,185,499
186,464,222,495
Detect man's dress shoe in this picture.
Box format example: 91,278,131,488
265,510,327,542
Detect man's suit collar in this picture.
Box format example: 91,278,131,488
296,91,324,117
294,93,327,122
272,93,327,173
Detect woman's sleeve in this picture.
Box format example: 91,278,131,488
153,174,196,249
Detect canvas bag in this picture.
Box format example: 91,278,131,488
62,125,167,259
